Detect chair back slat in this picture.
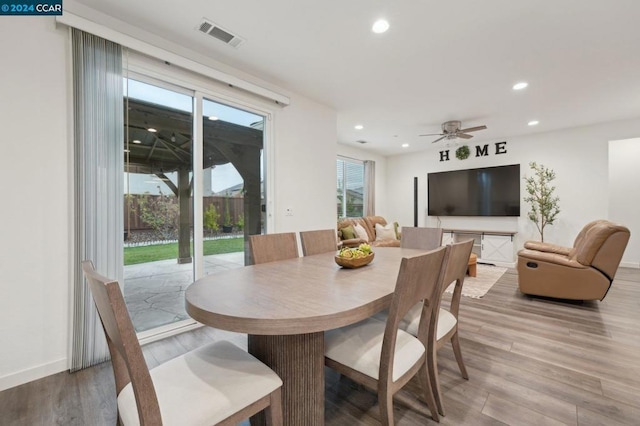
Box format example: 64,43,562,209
435,239,474,322
300,229,338,256
248,233,299,265
401,227,443,250
81,260,162,424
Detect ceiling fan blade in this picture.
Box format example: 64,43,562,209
431,136,446,144
459,125,487,133
457,133,473,139
419,133,444,137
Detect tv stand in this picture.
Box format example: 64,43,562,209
442,228,516,266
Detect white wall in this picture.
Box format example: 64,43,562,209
386,118,640,267
0,17,337,390
0,18,71,390
272,95,337,233
337,144,388,217
609,138,640,266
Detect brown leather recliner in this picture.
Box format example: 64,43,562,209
517,220,630,301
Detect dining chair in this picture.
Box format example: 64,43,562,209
324,247,448,425
248,232,299,265
370,226,444,325
400,226,443,250
399,238,474,417
81,260,284,425
299,229,339,256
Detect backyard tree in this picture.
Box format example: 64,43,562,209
524,161,560,242
204,203,220,234
138,188,180,240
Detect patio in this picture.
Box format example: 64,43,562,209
123,251,245,332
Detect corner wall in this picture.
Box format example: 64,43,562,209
385,118,640,267
0,17,71,390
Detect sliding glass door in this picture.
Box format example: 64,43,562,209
123,77,195,333
120,68,270,337
200,98,265,272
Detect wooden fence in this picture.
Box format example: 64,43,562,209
124,194,245,231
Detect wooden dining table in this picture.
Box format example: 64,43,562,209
185,247,426,425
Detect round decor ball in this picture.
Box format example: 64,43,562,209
456,145,470,160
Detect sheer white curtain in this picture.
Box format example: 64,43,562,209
364,160,375,216
71,29,123,371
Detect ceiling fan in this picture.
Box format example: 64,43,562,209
420,120,487,143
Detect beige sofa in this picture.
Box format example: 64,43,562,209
337,216,401,248
517,220,630,301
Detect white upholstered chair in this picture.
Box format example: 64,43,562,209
248,232,299,265
81,260,283,425
324,247,448,424
399,239,474,418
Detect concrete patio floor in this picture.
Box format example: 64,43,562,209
123,252,245,332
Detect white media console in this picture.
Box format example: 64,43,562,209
442,229,516,267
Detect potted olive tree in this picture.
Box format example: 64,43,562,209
523,161,560,242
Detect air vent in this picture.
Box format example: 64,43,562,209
197,19,244,48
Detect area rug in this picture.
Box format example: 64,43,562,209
445,264,507,298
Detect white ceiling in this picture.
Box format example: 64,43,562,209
70,0,640,156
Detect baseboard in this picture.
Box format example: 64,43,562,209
479,260,516,269
0,358,67,392
620,261,640,269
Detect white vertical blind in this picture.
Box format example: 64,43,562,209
71,29,124,371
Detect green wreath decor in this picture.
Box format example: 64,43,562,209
455,145,470,160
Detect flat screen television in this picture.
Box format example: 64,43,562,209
428,164,521,217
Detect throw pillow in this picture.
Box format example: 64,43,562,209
393,221,401,239
340,225,356,240
353,223,369,242
375,223,398,241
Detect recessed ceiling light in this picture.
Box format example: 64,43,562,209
147,127,157,132
402,143,409,148
132,139,141,144
528,120,539,126
208,116,219,121
372,19,389,34
354,124,364,130
512,82,528,90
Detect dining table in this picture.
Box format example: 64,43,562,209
185,246,427,426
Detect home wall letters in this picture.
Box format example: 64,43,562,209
439,141,507,162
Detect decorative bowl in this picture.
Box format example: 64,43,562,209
335,252,375,269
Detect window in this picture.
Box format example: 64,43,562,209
337,157,364,218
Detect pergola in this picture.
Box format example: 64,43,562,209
125,98,263,264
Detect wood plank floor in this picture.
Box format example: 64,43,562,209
1,267,639,425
